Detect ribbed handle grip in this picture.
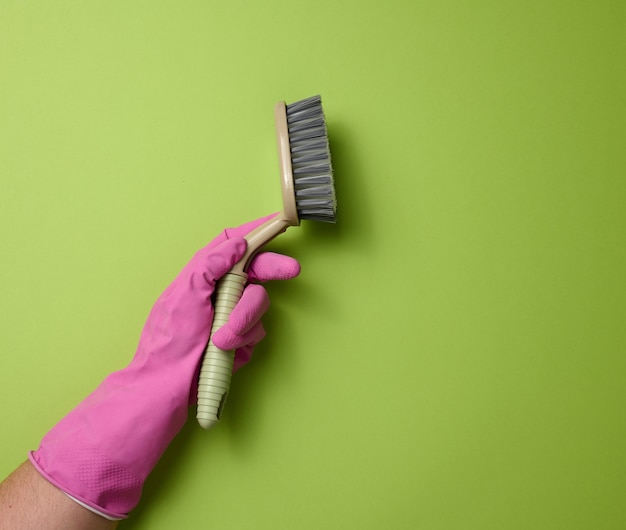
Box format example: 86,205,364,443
196,271,247,429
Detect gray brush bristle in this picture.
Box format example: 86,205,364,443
286,95,336,223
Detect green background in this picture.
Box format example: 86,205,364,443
1,1,625,528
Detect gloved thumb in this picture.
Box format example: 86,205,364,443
196,236,247,288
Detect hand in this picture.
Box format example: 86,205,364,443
28,215,300,520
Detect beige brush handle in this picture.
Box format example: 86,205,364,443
196,271,247,429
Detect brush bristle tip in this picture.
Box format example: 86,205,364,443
285,95,337,223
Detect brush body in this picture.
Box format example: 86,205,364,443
196,95,335,429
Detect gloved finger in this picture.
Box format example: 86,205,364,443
212,284,269,343
233,344,255,372
205,213,278,250
189,318,265,406
248,252,301,282
228,284,270,335
198,237,248,285
231,319,267,371
172,236,247,295
213,318,266,352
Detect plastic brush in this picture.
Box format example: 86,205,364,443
196,95,336,429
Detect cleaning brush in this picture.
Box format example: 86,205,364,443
196,95,336,429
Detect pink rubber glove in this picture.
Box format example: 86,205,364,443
29,215,300,520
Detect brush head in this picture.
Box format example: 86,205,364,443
233,96,336,273
276,95,337,224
